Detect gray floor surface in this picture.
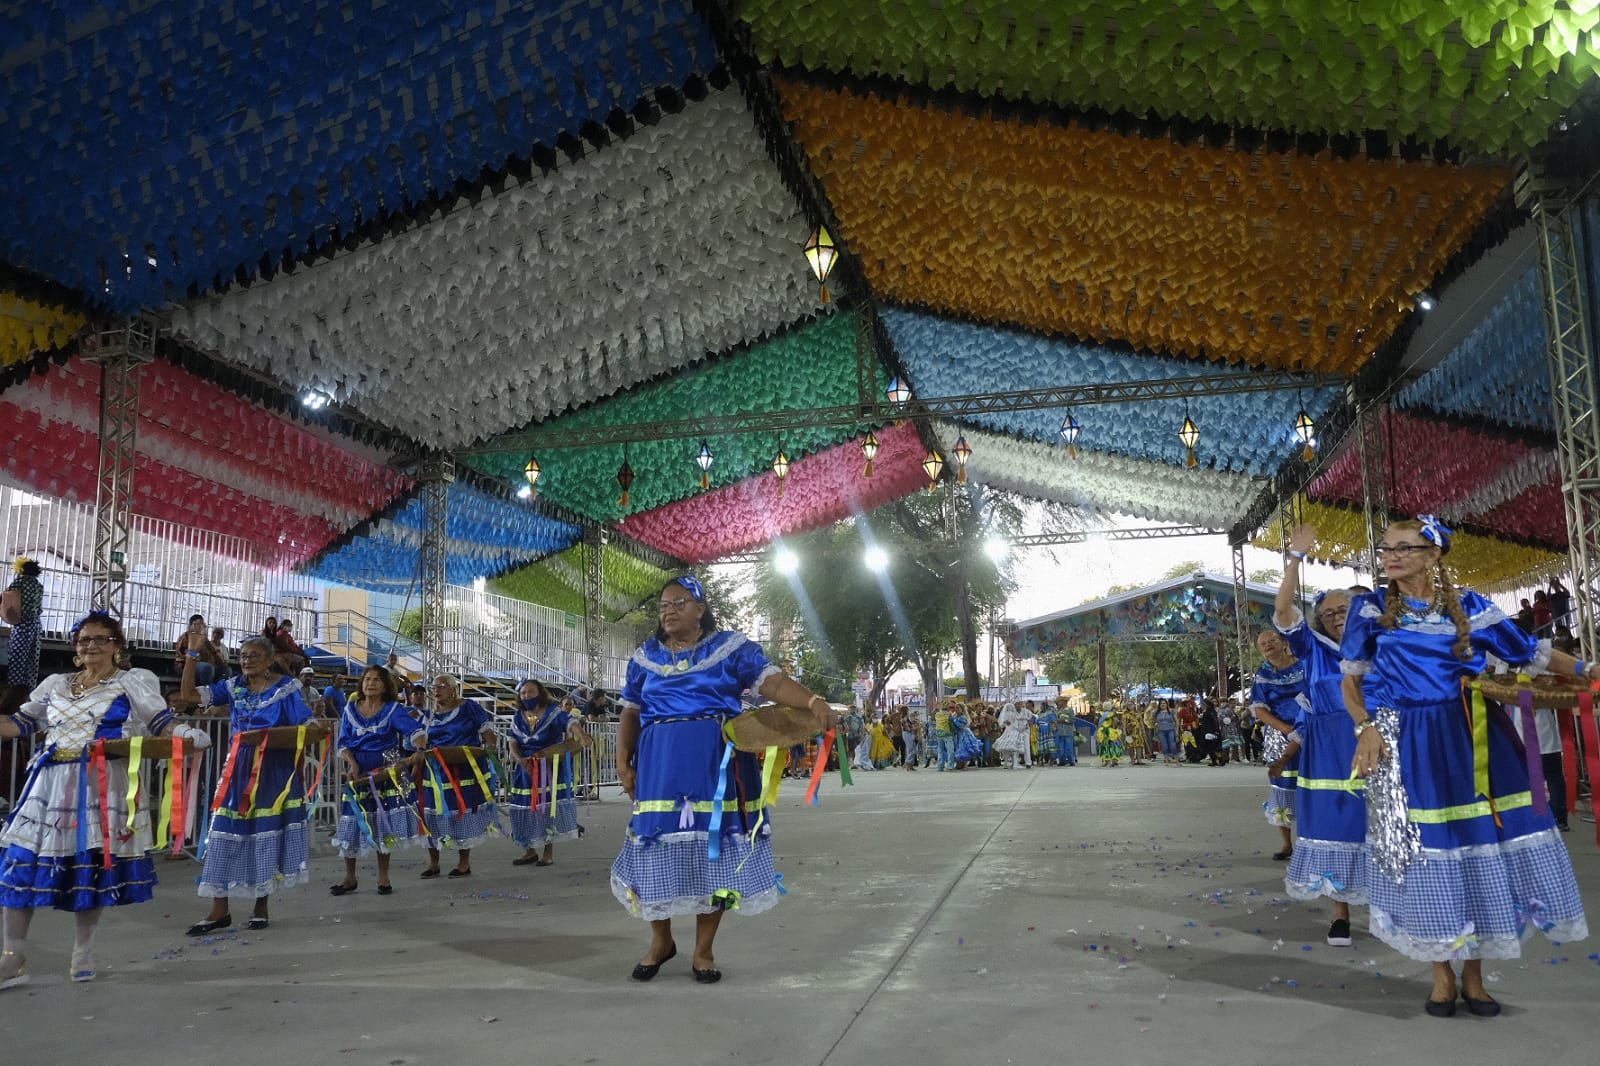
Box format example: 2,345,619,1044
2,760,1596,1066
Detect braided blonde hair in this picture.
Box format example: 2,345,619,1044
1374,519,1472,660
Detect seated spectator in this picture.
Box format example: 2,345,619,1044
274,619,309,674
174,613,226,685
1532,590,1553,636
384,651,414,682
210,626,234,677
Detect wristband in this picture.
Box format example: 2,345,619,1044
1287,550,1307,561
186,650,200,659
1576,659,1587,678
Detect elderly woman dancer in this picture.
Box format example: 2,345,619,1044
508,678,587,868
412,675,497,878
0,612,210,988
1274,525,1366,946
994,702,1032,769
1250,631,1306,860
179,634,313,935
330,665,422,897
1345,517,1588,1018
614,576,834,984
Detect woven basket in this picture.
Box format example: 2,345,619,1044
723,704,818,752
1472,673,1596,709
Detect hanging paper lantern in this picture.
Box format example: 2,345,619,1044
886,375,912,406
1179,413,1200,470
952,435,972,484
862,430,880,477
1059,412,1080,460
617,461,635,509
922,449,944,492
1294,409,1316,463
523,456,541,498
804,224,839,303
695,439,714,491
772,447,791,497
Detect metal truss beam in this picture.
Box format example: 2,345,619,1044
418,453,455,681
705,524,1223,565
466,371,1342,455
583,528,607,694
1522,164,1600,656
1231,539,1251,694
83,321,157,618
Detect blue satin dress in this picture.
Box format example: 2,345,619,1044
1250,660,1306,826
412,700,499,850
333,700,422,856
1278,610,1368,904
610,630,784,921
508,703,579,846
1341,588,1587,960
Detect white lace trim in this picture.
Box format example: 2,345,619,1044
1284,881,1369,905
1294,836,1367,852
1340,659,1372,676
1369,909,1589,962
609,879,782,922
1408,825,1569,862
631,631,751,679
197,865,309,899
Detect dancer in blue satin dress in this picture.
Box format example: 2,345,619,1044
1249,632,1306,860
330,664,422,897
180,634,313,936
1274,524,1369,947
508,678,586,867
613,576,834,985
1344,516,1589,1018
411,675,497,879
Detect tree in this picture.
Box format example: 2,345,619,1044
1043,639,1218,701
1248,568,1282,586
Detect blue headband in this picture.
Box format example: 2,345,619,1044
675,574,705,601
1416,514,1453,550
70,609,115,635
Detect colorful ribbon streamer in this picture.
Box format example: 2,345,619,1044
706,740,735,862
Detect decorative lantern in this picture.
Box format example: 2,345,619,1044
772,447,791,497
1293,408,1316,463
1178,406,1200,470
861,431,880,478
523,456,541,498
952,435,972,484
886,375,912,407
617,460,635,509
1059,412,1080,459
803,224,838,303
922,449,944,492
695,440,714,491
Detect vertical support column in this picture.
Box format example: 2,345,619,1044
1231,538,1250,698
1357,402,1390,584
1525,173,1600,658
1214,633,1228,701
418,453,454,682
1096,637,1108,705
583,526,606,693
83,321,156,619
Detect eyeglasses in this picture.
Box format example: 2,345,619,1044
74,634,117,647
658,597,695,613
1374,544,1432,557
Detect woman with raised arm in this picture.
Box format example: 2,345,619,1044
178,634,313,935
612,576,835,984
329,664,421,897
1,612,210,989
508,678,586,868
1344,516,1589,1017
1274,524,1365,947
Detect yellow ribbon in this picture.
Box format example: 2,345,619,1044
1408,791,1532,824
124,736,144,831
1467,683,1493,808
265,724,308,816
463,747,493,808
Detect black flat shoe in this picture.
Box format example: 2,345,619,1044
185,915,232,937
377,885,394,896
419,868,441,879
1461,991,1501,1017
246,916,269,931
692,966,722,984
447,867,472,878
630,944,677,982
329,881,358,896
1424,997,1458,1018
511,856,539,866
1271,849,1293,861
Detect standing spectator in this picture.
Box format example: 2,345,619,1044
1548,576,1572,629
897,705,919,772
297,666,319,706
932,702,955,771
273,619,309,674
384,651,413,683
1532,590,1553,636
173,614,225,686
1513,705,1572,833
1153,701,1179,764
2,557,44,714
1051,700,1078,765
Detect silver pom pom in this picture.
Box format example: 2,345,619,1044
1366,707,1421,883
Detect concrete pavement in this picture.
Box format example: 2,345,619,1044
2,760,1596,1066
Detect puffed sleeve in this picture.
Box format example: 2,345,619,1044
336,706,356,750
197,677,233,710
621,657,646,710
728,633,780,692
121,668,172,736
277,685,314,727
1339,591,1382,676
1462,591,1552,673
1276,606,1315,661
466,699,492,734
10,673,67,736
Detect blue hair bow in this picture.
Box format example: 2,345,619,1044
676,574,705,601
1416,514,1453,549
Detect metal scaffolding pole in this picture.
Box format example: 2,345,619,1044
83,321,157,618
418,453,454,681
583,527,607,694
1231,539,1251,697
1356,402,1390,584
1525,171,1600,656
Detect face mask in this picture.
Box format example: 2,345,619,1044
520,697,543,711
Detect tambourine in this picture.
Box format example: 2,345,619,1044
1472,673,1596,709
232,722,333,748
723,704,822,752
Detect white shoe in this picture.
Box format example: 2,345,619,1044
0,950,28,992
70,949,96,983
